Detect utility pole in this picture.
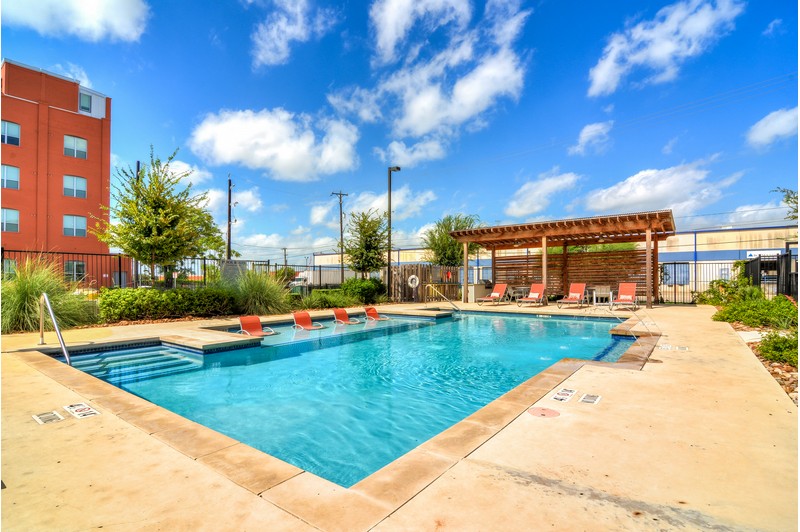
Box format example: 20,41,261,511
226,175,233,260
331,191,348,284
387,166,401,301
282,247,288,267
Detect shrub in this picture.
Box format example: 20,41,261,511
1,258,96,333
341,277,386,304
712,295,798,328
301,289,360,310
98,286,236,322
234,270,290,315
758,328,798,366
694,261,755,305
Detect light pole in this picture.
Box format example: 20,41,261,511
387,166,400,301
331,191,348,284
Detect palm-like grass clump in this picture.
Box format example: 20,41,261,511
235,270,290,315
1,258,95,334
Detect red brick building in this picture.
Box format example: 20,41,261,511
1,60,130,286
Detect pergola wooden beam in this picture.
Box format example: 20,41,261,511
451,210,676,309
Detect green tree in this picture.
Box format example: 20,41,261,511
344,209,387,277
773,187,798,220
422,214,482,266
92,148,225,287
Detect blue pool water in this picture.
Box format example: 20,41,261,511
68,313,632,487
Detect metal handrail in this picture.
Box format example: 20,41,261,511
39,293,71,366
424,284,463,318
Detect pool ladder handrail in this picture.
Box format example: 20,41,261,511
39,292,72,366
424,284,464,319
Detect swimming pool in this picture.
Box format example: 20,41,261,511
68,313,633,487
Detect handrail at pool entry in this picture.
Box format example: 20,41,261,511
39,293,71,366
424,284,464,319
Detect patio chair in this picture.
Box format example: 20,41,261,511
364,306,390,321
292,311,325,330
517,283,546,307
610,283,638,311
332,308,361,325
556,283,587,309
237,315,276,337
476,283,508,305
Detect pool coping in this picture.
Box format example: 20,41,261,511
13,311,659,531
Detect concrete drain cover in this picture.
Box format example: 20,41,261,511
32,411,64,425
528,407,560,417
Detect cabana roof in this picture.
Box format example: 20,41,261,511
450,210,676,250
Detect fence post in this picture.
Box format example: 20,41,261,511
203,257,207,286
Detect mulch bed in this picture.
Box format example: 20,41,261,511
731,323,798,405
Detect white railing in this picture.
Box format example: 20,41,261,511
39,293,71,366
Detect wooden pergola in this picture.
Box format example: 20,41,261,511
450,210,676,309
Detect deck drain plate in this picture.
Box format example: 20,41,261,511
580,394,602,404
528,407,560,417
32,411,64,424
64,403,100,419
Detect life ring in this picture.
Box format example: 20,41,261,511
407,275,420,288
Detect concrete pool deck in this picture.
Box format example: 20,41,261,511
1,304,797,531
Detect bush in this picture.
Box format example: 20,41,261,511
301,289,360,310
98,286,236,322
758,328,798,366
712,295,798,328
234,270,290,315
1,258,96,333
694,261,755,305
341,277,386,304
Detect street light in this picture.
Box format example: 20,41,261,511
387,166,401,301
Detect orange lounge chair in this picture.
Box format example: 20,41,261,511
517,283,546,307
238,315,276,336
610,283,638,311
292,311,324,330
477,283,508,305
364,306,390,321
333,308,361,325
557,283,587,309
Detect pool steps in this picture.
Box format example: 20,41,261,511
71,347,202,385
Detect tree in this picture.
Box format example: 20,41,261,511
92,148,225,287
343,209,387,277
422,214,482,266
773,187,798,220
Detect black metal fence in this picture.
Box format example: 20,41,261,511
745,252,798,300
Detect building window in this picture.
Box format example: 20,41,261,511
79,93,92,112
64,135,88,159
2,165,20,189
63,215,87,237
2,258,17,279
64,175,87,198
64,260,86,282
2,208,20,232
1,120,20,146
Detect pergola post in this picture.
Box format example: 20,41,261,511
462,241,469,303
653,238,659,305
561,243,568,295
646,228,652,309
541,236,547,292
491,248,496,284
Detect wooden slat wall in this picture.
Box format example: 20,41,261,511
494,250,648,297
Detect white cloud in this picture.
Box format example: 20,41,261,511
331,0,529,167
347,185,437,222
762,18,783,36
2,0,149,42
662,136,679,154
251,0,338,67
168,160,213,186
583,158,736,217
188,108,359,181
369,0,472,65
234,188,264,213
726,201,792,226
568,121,614,156
51,63,92,88
505,169,581,218
310,202,337,229
375,139,447,167
202,186,262,218
746,107,798,148
588,0,744,97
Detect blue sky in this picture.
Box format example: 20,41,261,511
2,0,797,263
